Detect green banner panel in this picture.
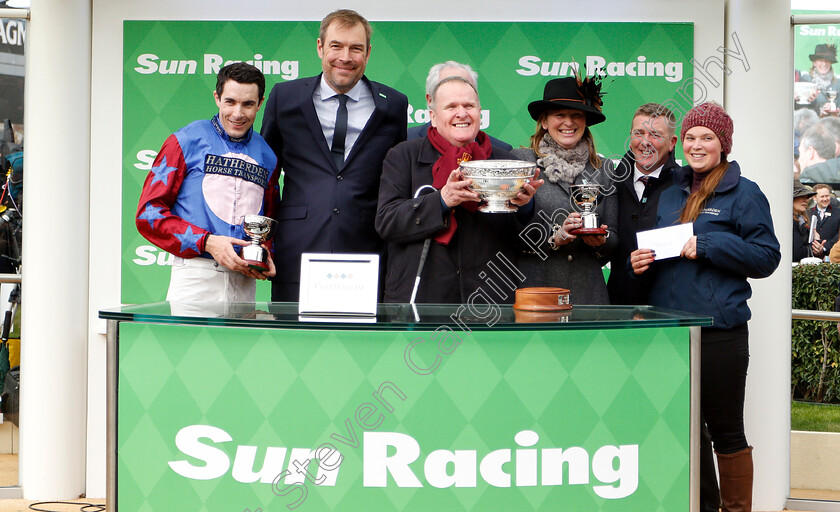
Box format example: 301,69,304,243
117,322,690,511
792,9,840,73
121,20,694,303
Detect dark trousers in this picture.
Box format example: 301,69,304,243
699,324,750,511
701,324,750,454
271,280,300,302
700,417,720,512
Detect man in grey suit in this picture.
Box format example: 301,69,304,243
261,9,408,301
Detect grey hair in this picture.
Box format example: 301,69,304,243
425,61,479,99
429,75,478,109
632,102,677,137
794,108,819,133
821,117,840,148
802,123,836,160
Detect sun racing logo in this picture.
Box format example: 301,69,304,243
168,425,342,486
168,426,639,500
363,430,639,499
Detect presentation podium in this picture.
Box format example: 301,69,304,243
100,302,710,512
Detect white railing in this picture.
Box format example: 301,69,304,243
0,9,28,19
792,309,840,321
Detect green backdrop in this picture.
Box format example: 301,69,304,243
792,9,840,73
122,21,694,303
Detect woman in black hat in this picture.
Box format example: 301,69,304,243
793,180,819,262
802,43,839,117
512,76,617,304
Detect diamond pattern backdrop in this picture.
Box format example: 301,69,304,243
118,322,691,511
121,21,694,303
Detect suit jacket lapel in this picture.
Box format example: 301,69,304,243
622,172,639,203
343,76,385,171
813,207,823,228
299,74,336,168
617,154,640,203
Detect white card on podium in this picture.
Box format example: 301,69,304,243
298,253,379,317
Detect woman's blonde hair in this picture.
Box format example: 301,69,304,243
678,157,729,224
528,112,601,168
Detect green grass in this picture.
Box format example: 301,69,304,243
792,401,840,432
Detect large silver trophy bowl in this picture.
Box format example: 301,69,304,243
459,159,537,213
569,183,607,235
240,214,277,271
794,81,817,104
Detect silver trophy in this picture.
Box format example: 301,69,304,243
795,82,817,105
459,159,537,213
240,214,277,271
826,90,838,114
569,183,606,235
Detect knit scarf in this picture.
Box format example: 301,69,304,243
811,69,836,91
536,133,590,184
427,127,492,245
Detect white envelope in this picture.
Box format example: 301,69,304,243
636,223,694,260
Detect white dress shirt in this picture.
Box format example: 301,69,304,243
633,165,664,201
313,76,375,161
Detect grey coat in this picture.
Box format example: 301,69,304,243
511,147,618,305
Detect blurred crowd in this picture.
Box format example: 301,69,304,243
793,43,840,264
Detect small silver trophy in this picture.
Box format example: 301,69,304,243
459,160,537,213
240,214,277,271
826,90,838,114
569,183,606,235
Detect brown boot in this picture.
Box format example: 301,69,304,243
716,446,753,512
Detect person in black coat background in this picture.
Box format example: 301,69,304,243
794,180,818,262
607,103,680,306
807,183,840,258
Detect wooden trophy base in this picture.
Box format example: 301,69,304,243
244,259,269,272
568,227,607,236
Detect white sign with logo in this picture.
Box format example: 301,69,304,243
299,253,379,317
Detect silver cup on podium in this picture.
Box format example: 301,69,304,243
569,183,607,235
240,214,277,271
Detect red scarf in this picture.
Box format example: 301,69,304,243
427,127,492,245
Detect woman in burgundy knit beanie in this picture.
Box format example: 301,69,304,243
678,101,733,223
681,101,733,155
631,101,781,512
